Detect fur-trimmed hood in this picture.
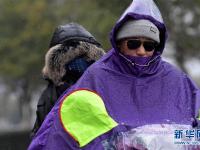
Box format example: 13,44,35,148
42,41,105,86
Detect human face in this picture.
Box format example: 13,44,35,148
118,37,157,57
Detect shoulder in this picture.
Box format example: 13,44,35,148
161,60,199,89
161,60,187,77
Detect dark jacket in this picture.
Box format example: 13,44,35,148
31,81,69,138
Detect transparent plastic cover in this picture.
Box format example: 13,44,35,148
103,124,200,150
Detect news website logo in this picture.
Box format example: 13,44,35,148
174,129,200,145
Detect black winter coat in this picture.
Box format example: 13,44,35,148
31,81,69,138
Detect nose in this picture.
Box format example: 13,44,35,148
136,45,146,57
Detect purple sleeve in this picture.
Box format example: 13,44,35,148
194,89,200,126
186,76,200,127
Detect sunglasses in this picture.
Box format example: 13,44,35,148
126,39,158,52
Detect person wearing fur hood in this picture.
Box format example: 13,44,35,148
30,22,105,138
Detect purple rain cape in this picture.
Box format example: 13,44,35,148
28,0,200,149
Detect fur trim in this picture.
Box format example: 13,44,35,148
42,41,105,85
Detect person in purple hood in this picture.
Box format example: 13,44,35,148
28,0,200,150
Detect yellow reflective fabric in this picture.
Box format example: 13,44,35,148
60,89,118,147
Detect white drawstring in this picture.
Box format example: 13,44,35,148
119,53,160,67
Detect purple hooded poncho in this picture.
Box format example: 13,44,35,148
28,0,200,149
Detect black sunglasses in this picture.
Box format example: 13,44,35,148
126,39,158,52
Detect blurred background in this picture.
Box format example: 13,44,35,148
0,0,199,149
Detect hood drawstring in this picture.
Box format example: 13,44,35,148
119,53,160,67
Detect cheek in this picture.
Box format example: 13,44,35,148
121,48,137,56
119,45,135,55
118,44,126,53
146,51,154,56
124,50,137,56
